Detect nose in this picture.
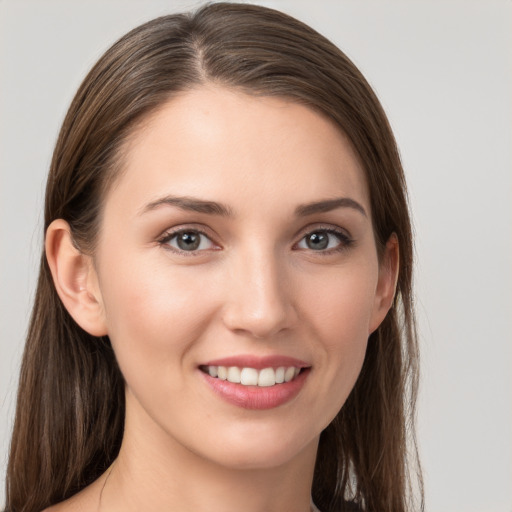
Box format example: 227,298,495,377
221,246,297,339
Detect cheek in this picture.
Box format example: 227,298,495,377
301,262,378,344
298,262,378,408
97,253,220,384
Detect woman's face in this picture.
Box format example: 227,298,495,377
91,86,394,469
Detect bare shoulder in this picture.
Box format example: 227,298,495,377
41,499,84,512
41,475,105,512
41,494,92,512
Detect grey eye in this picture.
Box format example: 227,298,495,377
297,230,345,251
168,230,214,252
305,232,329,250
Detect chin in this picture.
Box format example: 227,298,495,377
193,424,319,471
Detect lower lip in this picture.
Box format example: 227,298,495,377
200,369,310,410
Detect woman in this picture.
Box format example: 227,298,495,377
5,3,422,512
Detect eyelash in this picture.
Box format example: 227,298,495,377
296,227,354,254
157,225,354,256
157,227,217,257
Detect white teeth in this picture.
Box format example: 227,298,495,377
240,367,258,386
258,367,276,387
205,365,303,387
275,367,285,384
227,366,241,384
284,367,296,382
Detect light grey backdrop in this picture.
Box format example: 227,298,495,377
1,1,511,510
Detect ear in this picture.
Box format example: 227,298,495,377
45,219,108,336
369,233,399,334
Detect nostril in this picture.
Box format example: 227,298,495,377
219,263,300,339
221,299,297,339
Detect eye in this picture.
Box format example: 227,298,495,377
159,229,217,253
296,228,352,252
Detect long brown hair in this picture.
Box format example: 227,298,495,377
5,3,423,511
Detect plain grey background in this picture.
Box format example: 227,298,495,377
1,1,511,510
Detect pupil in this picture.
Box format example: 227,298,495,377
177,232,200,251
307,232,328,250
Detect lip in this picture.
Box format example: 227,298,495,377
201,354,311,370
198,355,311,410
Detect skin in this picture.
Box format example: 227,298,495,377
45,86,398,512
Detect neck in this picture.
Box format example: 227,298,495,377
99,391,319,512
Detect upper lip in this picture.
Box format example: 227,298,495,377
200,355,311,370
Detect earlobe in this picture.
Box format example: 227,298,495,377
45,219,108,336
369,234,399,334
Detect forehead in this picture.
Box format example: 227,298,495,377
107,86,370,219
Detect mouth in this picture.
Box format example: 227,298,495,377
198,356,311,410
199,365,304,387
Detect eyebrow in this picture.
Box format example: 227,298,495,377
294,197,367,218
139,195,367,218
139,195,234,217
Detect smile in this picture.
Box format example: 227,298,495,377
200,365,302,387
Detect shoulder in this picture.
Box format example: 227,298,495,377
41,497,92,512
40,477,104,512
41,498,87,512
